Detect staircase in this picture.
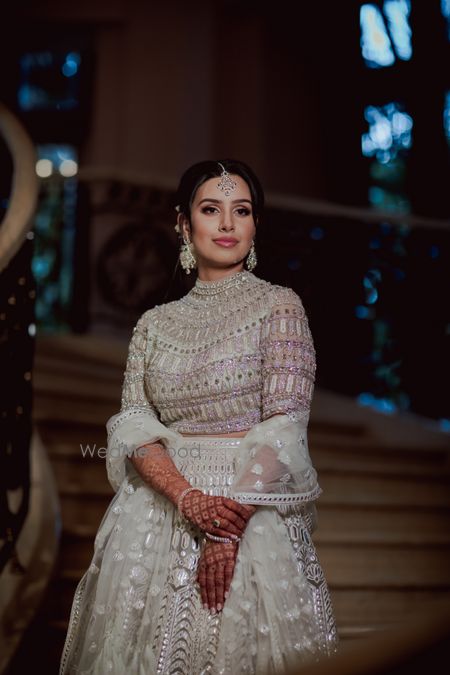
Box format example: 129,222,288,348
7,333,450,673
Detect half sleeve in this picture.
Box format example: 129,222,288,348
105,311,180,492
230,289,322,506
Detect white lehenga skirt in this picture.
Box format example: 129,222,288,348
59,435,338,675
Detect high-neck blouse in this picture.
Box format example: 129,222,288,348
120,269,316,434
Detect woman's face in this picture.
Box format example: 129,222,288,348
180,174,256,272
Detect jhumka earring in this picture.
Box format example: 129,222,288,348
245,241,257,271
179,237,197,274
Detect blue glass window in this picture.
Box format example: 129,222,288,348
442,0,450,40
32,145,78,331
360,1,412,68
17,51,81,112
444,90,450,146
362,102,413,163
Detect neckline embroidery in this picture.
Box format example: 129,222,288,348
190,270,254,297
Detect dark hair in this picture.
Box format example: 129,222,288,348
173,158,264,226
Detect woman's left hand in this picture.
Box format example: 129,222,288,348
197,540,239,614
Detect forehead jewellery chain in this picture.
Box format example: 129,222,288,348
217,162,237,196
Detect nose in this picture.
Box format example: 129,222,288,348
219,210,235,231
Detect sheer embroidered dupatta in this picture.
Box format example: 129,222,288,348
230,289,321,506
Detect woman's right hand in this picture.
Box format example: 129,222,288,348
197,539,239,613
180,490,256,540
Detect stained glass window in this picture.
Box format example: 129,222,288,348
383,0,412,60
17,51,81,112
32,145,78,331
362,102,413,212
442,0,450,40
362,102,413,163
360,1,412,68
444,90,450,146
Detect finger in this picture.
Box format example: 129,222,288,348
198,563,208,609
223,497,256,521
217,505,247,532
202,512,241,539
215,562,225,611
213,519,242,539
206,566,216,613
201,524,239,540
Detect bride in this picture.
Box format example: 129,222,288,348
59,159,338,674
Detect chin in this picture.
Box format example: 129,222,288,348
206,258,245,269
202,247,246,267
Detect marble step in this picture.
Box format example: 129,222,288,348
33,397,117,426
51,457,111,493
36,419,107,446
318,471,450,508
330,587,450,628
311,443,450,478
33,368,121,405
317,542,450,589
315,504,450,545
34,353,122,389
35,334,127,367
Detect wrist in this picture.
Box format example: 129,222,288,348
135,439,165,451
176,486,202,515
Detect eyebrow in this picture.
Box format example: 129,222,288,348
197,198,252,205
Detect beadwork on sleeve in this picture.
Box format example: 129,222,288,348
105,311,171,492
261,289,316,424
120,311,160,417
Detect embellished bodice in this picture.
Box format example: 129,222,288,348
120,269,316,434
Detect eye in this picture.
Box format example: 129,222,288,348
201,206,218,214
236,207,251,216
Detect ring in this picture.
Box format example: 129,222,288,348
212,518,221,528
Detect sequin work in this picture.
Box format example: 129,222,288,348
136,270,317,434
59,269,339,674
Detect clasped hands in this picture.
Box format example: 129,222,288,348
179,489,256,613
130,442,256,615
179,489,254,540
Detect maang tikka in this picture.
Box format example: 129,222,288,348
217,162,237,196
